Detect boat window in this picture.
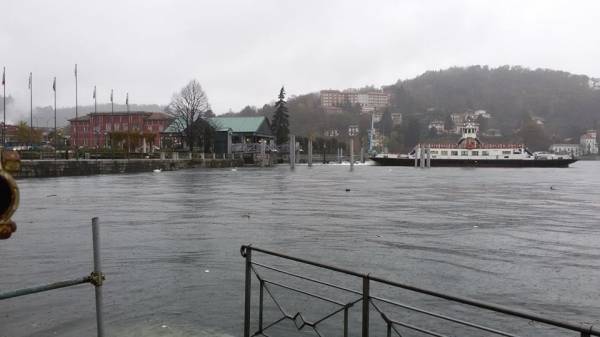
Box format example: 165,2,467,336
502,150,511,155
471,151,479,156
461,151,468,156
451,151,458,156
430,150,438,155
482,151,489,156
441,150,448,155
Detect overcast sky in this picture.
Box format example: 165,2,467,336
1,0,599,120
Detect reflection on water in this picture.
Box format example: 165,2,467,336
1,162,600,336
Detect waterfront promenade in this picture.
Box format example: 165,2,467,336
15,157,244,178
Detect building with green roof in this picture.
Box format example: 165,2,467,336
160,116,274,153
209,116,274,154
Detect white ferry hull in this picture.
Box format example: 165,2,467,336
370,157,577,167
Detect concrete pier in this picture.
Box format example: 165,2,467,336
16,157,244,179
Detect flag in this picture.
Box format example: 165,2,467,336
28,72,32,89
1,67,5,86
110,89,113,103
126,92,129,105
74,64,77,77
52,77,56,92
93,85,96,99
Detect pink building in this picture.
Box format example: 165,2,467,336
69,111,172,150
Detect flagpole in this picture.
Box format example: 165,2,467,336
53,77,57,160
94,86,97,149
29,72,33,147
111,89,114,159
126,92,130,158
74,64,78,159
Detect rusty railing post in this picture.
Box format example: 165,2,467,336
243,246,252,337
258,279,264,333
362,274,370,337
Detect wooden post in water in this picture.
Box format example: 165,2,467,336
360,146,365,163
289,135,295,169
350,138,354,171
260,140,266,167
420,145,425,168
414,145,418,168
427,147,431,168
340,147,343,164
308,139,313,167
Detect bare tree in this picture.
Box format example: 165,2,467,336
167,80,211,150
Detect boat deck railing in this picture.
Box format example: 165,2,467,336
241,245,598,337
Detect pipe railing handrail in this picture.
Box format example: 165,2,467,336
0,276,92,300
253,260,521,337
241,244,599,336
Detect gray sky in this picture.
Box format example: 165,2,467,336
2,0,599,120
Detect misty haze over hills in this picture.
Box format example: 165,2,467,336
228,65,600,140
2,65,599,144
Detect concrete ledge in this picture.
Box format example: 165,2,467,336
15,158,245,179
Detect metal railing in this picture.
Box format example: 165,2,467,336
231,143,277,153
241,245,598,337
1,217,106,337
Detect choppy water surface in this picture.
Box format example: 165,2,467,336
1,162,600,337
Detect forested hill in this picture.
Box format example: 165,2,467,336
387,65,600,137
229,66,600,147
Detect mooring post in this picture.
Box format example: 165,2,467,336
91,217,105,337
350,138,354,171
260,140,266,167
308,139,313,167
362,275,370,337
360,146,365,163
289,135,295,169
420,145,425,168
414,145,418,168
427,147,431,168
243,247,252,337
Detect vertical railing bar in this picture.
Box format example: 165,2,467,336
362,274,370,337
259,280,264,333
243,246,252,337
91,217,104,337
344,306,349,337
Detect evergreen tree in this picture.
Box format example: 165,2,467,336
272,86,290,144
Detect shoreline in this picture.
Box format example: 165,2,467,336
15,158,245,179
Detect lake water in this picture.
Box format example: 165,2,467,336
1,162,600,337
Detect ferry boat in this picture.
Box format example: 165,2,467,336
370,122,577,167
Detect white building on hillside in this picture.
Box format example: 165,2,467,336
391,112,402,126
580,130,598,155
549,144,581,157
428,120,445,133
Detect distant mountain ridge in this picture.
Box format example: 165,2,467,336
386,65,600,138
230,65,600,143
